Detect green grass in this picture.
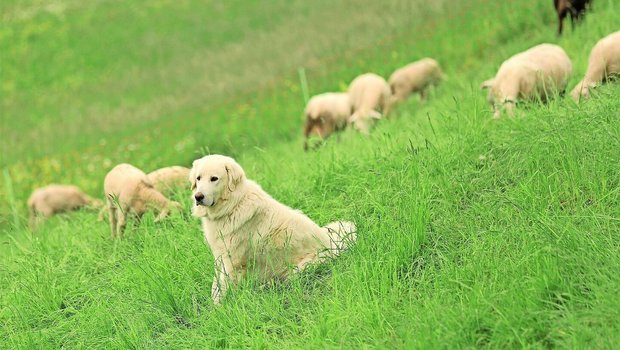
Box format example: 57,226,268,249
2,0,619,348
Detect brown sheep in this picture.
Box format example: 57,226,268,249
554,0,592,35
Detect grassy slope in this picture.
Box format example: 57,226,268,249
2,0,620,348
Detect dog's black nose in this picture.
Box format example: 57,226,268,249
194,193,205,203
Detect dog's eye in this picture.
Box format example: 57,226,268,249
210,176,219,182
196,176,201,181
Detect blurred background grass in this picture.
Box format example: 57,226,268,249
1,0,563,229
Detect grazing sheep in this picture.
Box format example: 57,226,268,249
303,92,352,151
190,155,356,304
28,184,103,228
147,166,191,193
388,58,444,107
554,0,592,35
347,73,391,134
104,163,181,238
480,44,572,118
571,31,620,101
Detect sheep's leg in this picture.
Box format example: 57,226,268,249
97,206,107,222
29,210,38,230
29,213,44,231
505,102,515,118
557,10,566,35
386,95,400,116
108,204,118,238
419,89,428,103
116,209,127,238
382,95,393,118
492,103,501,119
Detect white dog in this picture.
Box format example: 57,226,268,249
189,155,357,304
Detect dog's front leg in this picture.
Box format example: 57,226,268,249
211,255,236,305
211,273,227,305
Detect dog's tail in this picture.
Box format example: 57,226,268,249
324,221,357,254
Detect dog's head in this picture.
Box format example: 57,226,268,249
189,155,245,217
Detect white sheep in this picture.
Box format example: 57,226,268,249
347,73,391,134
147,166,191,193
481,44,572,118
104,163,181,238
303,92,352,150
388,58,444,107
28,184,103,228
571,31,620,101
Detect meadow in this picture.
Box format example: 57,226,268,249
1,0,619,348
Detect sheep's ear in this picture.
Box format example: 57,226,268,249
369,111,382,120
225,159,245,192
347,112,359,124
189,161,198,190
480,79,494,90
154,208,169,222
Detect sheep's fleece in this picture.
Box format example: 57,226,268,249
347,73,391,134
571,31,620,100
190,155,357,304
147,166,191,192
104,163,180,238
303,92,351,150
481,43,572,117
28,184,100,224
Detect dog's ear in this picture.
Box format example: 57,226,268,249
189,160,199,190
225,159,245,192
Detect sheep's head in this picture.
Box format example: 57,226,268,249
304,111,337,150
480,78,497,107
480,78,513,118
189,155,245,217
89,198,105,209
348,111,381,135
154,201,182,222
570,80,594,102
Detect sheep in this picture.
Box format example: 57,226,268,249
571,31,620,101
104,163,181,238
347,73,391,134
480,44,572,118
388,58,444,108
147,166,191,193
302,92,352,150
554,0,592,35
27,184,103,228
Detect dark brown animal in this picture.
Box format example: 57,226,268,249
554,0,592,35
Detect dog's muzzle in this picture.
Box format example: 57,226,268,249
194,192,214,207
194,192,205,205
